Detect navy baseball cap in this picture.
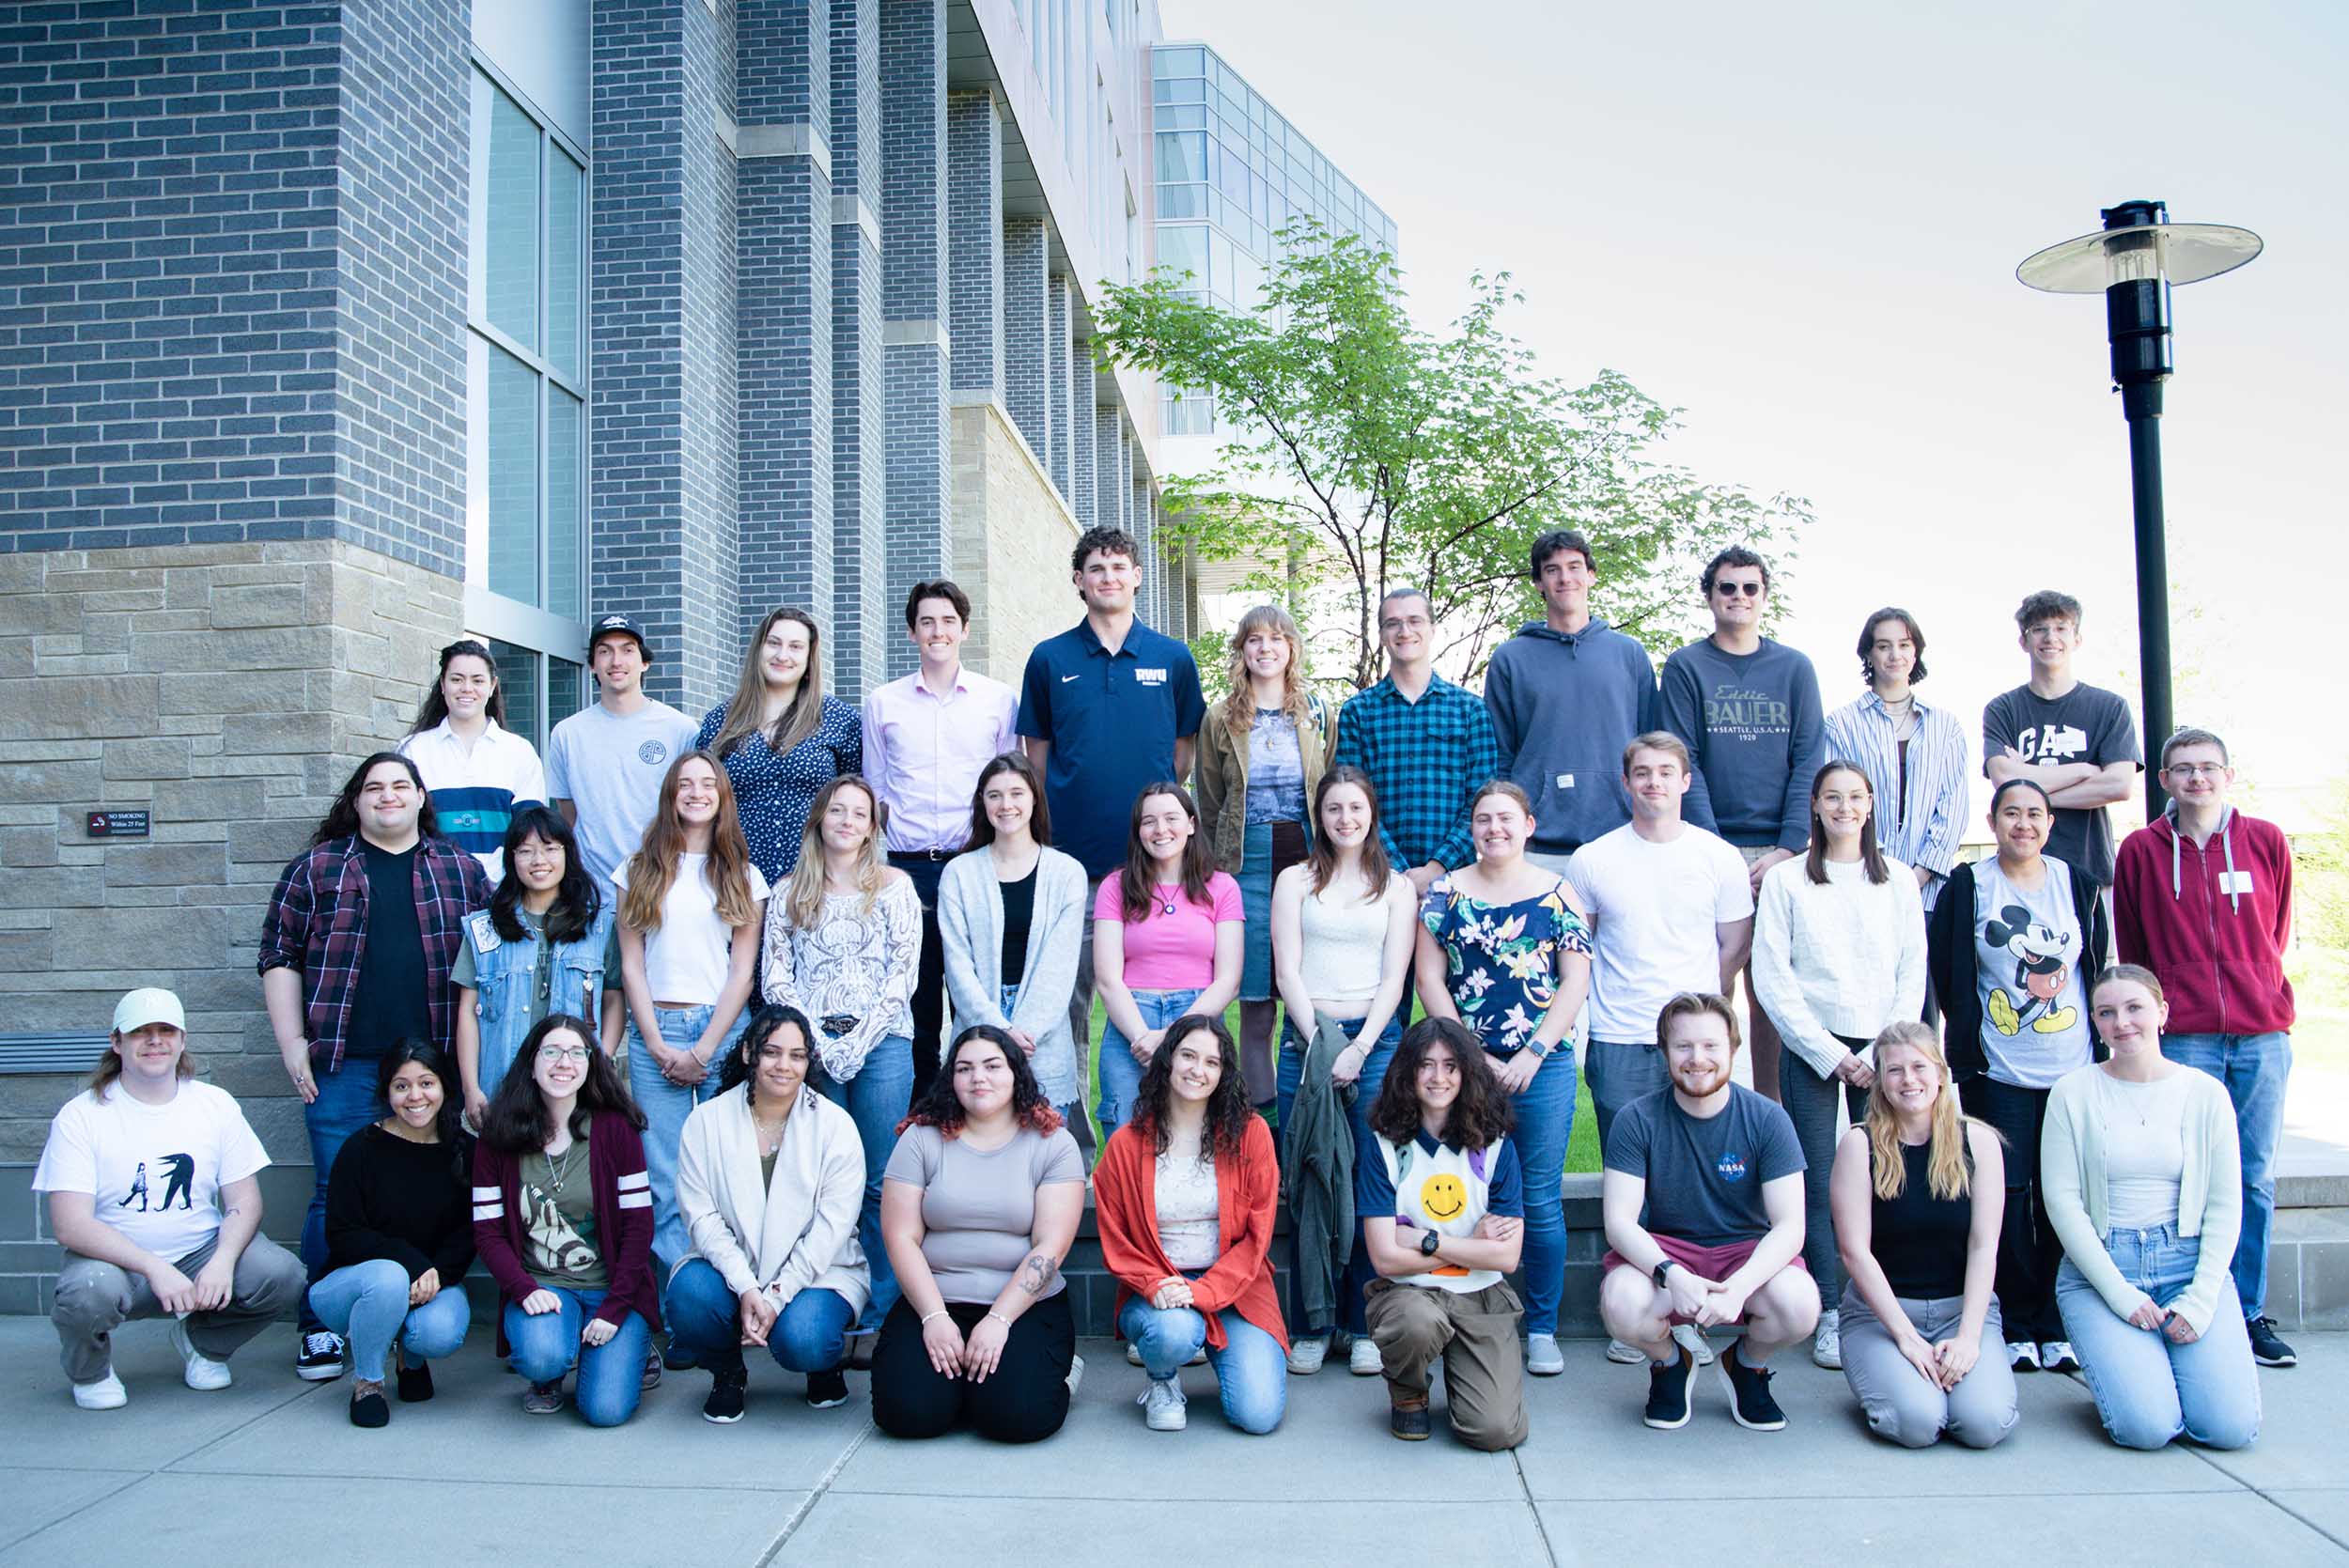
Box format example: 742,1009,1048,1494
589,613,652,660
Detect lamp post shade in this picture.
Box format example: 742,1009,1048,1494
2016,220,2263,293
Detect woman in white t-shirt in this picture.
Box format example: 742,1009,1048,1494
614,749,770,1345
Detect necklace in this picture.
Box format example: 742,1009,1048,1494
754,1113,789,1156
540,1138,581,1198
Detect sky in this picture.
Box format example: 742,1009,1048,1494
1159,0,2348,831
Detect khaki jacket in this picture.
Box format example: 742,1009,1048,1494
1193,691,1334,872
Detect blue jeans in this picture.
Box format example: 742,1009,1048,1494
1117,1298,1287,1435
625,1003,750,1307
1495,1044,1577,1338
664,1258,854,1374
814,1034,914,1332
1097,986,1202,1136
304,1259,471,1383
504,1286,653,1428
2056,1225,2261,1452
298,1062,385,1335
2161,1032,2291,1319
1276,1014,1401,1337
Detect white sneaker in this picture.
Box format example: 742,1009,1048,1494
1349,1336,1384,1376
71,1369,128,1410
1065,1353,1084,1397
2009,1340,2042,1372
169,1319,232,1391
1285,1335,1329,1375
1672,1323,1716,1366
2039,1340,2079,1374
1140,1376,1187,1431
1605,1338,1646,1365
1812,1310,1842,1371
1525,1332,1565,1376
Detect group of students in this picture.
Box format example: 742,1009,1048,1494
31,523,2298,1460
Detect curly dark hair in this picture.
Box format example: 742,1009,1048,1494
897,1024,1064,1141
719,1003,816,1105
314,752,441,846
1130,1013,1253,1159
478,1014,644,1151
1367,1017,1514,1149
490,803,602,943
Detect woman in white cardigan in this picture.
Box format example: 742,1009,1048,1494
671,1004,872,1424
1752,760,1926,1372
2046,965,2258,1451
937,753,1089,1127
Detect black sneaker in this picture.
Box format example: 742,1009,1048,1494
395,1357,434,1404
295,1331,346,1382
2248,1316,2298,1368
806,1368,849,1409
1643,1345,1698,1430
1719,1343,1787,1432
703,1369,748,1424
1389,1398,1431,1441
348,1380,389,1429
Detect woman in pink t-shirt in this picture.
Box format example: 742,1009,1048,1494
1093,782,1244,1136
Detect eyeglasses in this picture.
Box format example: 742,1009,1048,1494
2165,763,2227,779
540,1045,593,1063
1713,581,1765,598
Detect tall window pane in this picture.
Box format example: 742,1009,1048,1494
486,348,541,607
485,89,541,349
548,656,585,735
546,387,583,620
490,638,543,752
547,148,583,380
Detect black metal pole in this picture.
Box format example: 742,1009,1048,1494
2125,410,2171,820
2100,199,2176,820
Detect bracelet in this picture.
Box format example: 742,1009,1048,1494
985,1311,1012,1327
920,1309,949,1325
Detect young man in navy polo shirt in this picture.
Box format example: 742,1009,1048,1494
1019,525,1206,1149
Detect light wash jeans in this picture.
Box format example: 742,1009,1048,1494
1117,1298,1286,1435
1097,986,1202,1137
504,1286,653,1428
2161,1032,2291,1320
307,1259,471,1382
624,1002,751,1308
665,1258,855,1374
2056,1224,2261,1452
814,1033,914,1332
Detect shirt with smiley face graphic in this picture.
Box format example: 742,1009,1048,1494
1358,1127,1524,1294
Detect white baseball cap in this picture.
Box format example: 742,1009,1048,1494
113,987,186,1035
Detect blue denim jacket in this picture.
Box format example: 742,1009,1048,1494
463,903,617,1085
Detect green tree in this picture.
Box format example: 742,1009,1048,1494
1095,222,1812,689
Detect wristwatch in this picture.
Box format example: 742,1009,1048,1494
1419,1229,1443,1257
1652,1259,1676,1291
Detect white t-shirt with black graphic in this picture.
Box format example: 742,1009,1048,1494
33,1080,271,1262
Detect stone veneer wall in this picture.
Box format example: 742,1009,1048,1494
949,396,1078,685
0,538,460,1163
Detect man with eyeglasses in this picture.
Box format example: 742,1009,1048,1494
1983,589,2140,891
1659,547,1822,1104
2113,727,2300,1371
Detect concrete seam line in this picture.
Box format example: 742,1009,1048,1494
2183,1445,2349,1557
755,1416,877,1566
1512,1449,1562,1568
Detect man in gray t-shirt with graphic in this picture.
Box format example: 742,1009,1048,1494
1983,590,2141,887
545,614,701,888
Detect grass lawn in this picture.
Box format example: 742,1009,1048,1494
1081,997,1603,1173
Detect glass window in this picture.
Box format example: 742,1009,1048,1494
1158,224,1208,285
1154,104,1205,131
1155,130,1206,184
484,346,539,607
481,87,540,350
546,147,583,380
1159,182,1203,219
486,641,585,754
1155,45,1202,78
546,387,583,620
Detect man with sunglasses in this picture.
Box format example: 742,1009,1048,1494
2113,727,2299,1371
1659,547,1823,1105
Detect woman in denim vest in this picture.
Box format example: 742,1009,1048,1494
454,806,619,1131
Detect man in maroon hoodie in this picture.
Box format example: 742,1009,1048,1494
2113,726,2297,1369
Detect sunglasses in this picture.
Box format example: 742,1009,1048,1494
1713,581,1765,598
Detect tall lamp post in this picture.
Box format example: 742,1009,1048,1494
2016,201,2261,819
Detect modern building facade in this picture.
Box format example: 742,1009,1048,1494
0,0,1233,1210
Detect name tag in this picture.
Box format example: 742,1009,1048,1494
2219,870,2255,895
1134,667,1168,687
465,909,501,953
1555,772,1575,789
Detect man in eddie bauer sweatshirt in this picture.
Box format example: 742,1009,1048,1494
1658,546,1824,1105
1485,529,1661,872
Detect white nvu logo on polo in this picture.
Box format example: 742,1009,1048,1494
1135,667,1167,686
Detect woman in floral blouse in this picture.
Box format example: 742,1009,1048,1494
1412,779,1592,1377
696,609,863,886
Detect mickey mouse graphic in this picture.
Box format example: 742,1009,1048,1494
1983,904,2078,1036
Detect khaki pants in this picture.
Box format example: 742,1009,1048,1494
1366,1277,1528,1451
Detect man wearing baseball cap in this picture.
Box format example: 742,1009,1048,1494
34,988,305,1409
546,612,702,888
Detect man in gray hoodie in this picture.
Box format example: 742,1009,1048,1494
1485,530,1662,874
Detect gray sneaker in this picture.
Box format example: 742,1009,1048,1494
1672,1323,1716,1365
1141,1376,1187,1431
1285,1335,1329,1375
1525,1332,1565,1376
1605,1338,1647,1365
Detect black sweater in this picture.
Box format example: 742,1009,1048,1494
323,1123,477,1284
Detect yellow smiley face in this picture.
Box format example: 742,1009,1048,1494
1419,1172,1467,1222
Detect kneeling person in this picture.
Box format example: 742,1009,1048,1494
1600,992,1817,1432
38,988,306,1409
1360,1017,1529,1451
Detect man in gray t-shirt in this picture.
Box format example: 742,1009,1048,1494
546,614,700,888
1983,591,2141,886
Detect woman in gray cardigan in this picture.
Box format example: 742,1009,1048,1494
939,753,1089,1126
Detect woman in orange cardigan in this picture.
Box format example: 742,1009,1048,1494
1094,1013,1288,1434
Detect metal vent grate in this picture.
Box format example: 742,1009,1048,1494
0,1032,107,1075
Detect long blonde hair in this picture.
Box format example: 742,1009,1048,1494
1864,1021,1977,1202
782,775,889,929
708,608,826,761
619,750,761,933
1219,603,1314,736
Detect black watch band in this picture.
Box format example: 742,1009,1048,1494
1652,1259,1675,1291
1419,1228,1443,1257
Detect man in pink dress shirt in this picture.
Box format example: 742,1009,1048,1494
862,580,1020,1098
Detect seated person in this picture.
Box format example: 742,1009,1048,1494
37,987,306,1409
1358,1017,1529,1452
1599,991,1818,1433
1094,1014,1287,1435
871,1025,1084,1443
1828,1022,2017,1449
672,1004,872,1423
311,1040,476,1428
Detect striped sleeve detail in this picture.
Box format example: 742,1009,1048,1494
472,1183,504,1222
616,1167,652,1209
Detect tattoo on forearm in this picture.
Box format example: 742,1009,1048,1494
1019,1252,1058,1296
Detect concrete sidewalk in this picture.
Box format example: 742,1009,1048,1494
0,1322,2342,1566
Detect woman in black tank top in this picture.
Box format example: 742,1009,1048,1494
1826,1022,2019,1449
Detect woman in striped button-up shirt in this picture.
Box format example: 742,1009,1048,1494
1821,608,1970,916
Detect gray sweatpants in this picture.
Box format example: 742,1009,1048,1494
53,1234,307,1386
1839,1283,2019,1450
